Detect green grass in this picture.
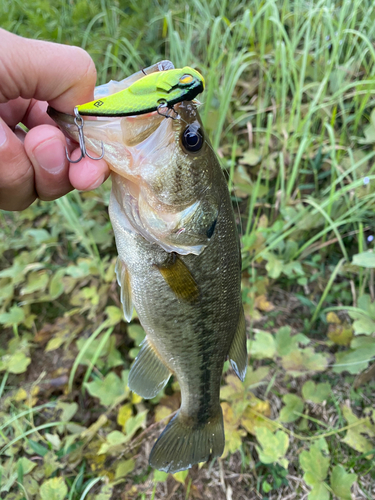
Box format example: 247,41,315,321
1,0,375,499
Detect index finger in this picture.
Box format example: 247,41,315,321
0,29,97,113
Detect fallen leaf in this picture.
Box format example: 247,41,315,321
249,331,276,359
40,477,68,500
254,294,275,312
255,427,289,468
85,372,126,406
279,394,304,423
281,348,329,376
330,464,357,500
341,404,374,458
302,381,331,404
299,441,330,500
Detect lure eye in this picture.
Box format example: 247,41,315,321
182,125,204,152
179,74,194,84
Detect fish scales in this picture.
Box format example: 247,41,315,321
48,66,247,473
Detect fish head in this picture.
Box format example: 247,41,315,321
113,100,220,255
49,99,220,256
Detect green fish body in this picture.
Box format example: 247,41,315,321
48,66,246,473
76,66,204,117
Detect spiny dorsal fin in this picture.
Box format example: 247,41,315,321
115,258,133,322
128,337,171,399
228,306,247,381
155,254,200,303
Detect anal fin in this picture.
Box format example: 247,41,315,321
155,254,199,302
228,306,247,381
128,337,171,399
115,258,133,322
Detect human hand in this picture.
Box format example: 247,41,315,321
0,29,110,211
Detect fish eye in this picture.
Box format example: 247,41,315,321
182,125,204,152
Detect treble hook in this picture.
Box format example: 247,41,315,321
66,107,105,163
157,102,178,120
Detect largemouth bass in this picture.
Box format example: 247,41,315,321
49,64,247,473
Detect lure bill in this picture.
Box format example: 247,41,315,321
76,66,205,117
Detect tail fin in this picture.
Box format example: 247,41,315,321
149,408,224,473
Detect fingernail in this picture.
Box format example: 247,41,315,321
0,122,7,148
33,139,66,174
86,173,105,191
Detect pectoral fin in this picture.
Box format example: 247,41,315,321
128,337,171,399
228,306,247,381
156,254,200,302
115,258,133,322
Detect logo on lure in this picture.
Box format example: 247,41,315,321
76,67,205,117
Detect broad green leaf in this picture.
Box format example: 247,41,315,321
302,381,331,403
115,459,135,479
21,270,49,295
49,269,65,299
0,352,31,374
281,348,329,376
255,427,289,468
93,484,113,500
105,305,123,326
300,441,330,500
249,331,276,359
16,457,36,475
300,441,330,483
243,366,270,389
352,315,375,335
124,410,148,440
127,324,146,345
306,482,330,500
25,228,53,245
350,294,375,320
352,251,375,268
154,470,168,483
98,430,127,455
279,394,304,423
264,253,284,279
333,343,375,375
173,470,189,484
45,433,61,450
0,306,25,326
330,465,357,500
275,326,296,356
23,475,40,496
85,372,126,406
351,336,375,348
341,405,374,457
43,450,65,478
262,481,272,493
40,477,68,500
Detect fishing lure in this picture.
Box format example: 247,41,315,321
65,65,205,163
76,66,205,117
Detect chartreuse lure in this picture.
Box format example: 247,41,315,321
76,66,205,117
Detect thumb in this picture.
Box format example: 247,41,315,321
0,29,97,113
